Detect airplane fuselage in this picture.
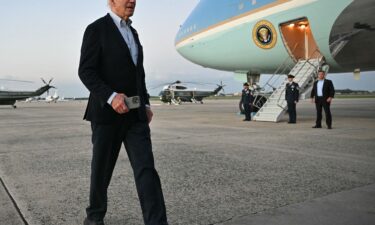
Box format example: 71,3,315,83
175,0,375,74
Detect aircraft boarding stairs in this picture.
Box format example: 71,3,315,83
253,58,322,122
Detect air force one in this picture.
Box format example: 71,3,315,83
175,0,375,122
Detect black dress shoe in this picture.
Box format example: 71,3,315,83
288,122,296,124
243,119,250,121
84,218,104,225
327,126,332,129
312,125,322,128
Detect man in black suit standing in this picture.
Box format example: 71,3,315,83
78,0,168,224
310,70,335,129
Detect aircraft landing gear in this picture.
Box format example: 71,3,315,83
171,98,180,105
12,105,17,109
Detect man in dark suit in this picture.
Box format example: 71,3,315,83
285,74,299,124
78,0,168,224
241,83,254,121
310,70,335,129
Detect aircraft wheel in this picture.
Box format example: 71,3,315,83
12,105,17,109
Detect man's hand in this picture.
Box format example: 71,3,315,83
111,93,129,114
310,98,314,103
146,107,153,124
327,97,333,103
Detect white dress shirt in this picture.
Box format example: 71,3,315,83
107,11,139,105
317,80,325,97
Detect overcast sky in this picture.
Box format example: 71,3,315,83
0,0,374,97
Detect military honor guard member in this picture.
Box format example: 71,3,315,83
285,74,299,123
241,83,255,121
310,70,335,129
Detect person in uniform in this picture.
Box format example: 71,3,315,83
285,74,299,123
241,83,254,121
310,70,335,129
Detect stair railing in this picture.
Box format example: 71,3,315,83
275,48,325,109
252,44,299,111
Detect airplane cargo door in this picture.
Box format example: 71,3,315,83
280,18,321,61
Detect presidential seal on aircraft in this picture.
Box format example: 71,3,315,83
253,20,277,49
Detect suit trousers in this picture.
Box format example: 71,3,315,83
86,116,168,225
287,101,297,123
243,103,251,121
315,97,332,127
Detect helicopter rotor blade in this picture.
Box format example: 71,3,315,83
150,80,183,90
151,80,224,91
150,83,172,90
41,78,47,85
48,78,53,85
0,79,34,83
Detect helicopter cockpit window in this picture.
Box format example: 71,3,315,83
175,86,187,90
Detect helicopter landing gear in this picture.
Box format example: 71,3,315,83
191,98,203,104
171,98,180,105
12,105,17,109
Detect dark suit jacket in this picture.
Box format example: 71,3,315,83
79,14,150,124
310,79,335,102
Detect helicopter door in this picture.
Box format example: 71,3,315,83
279,18,322,61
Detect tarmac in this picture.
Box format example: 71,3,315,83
0,98,374,225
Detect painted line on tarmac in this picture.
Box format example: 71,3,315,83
0,177,29,225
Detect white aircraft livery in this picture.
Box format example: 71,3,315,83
175,0,375,74
175,0,374,122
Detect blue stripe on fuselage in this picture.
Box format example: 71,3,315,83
175,0,278,44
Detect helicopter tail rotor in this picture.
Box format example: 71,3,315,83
41,78,54,85
41,78,55,96
217,81,226,94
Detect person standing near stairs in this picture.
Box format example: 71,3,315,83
241,83,254,121
310,70,335,129
285,74,299,123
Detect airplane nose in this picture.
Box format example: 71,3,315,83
174,0,229,68
175,22,198,59
175,1,204,62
